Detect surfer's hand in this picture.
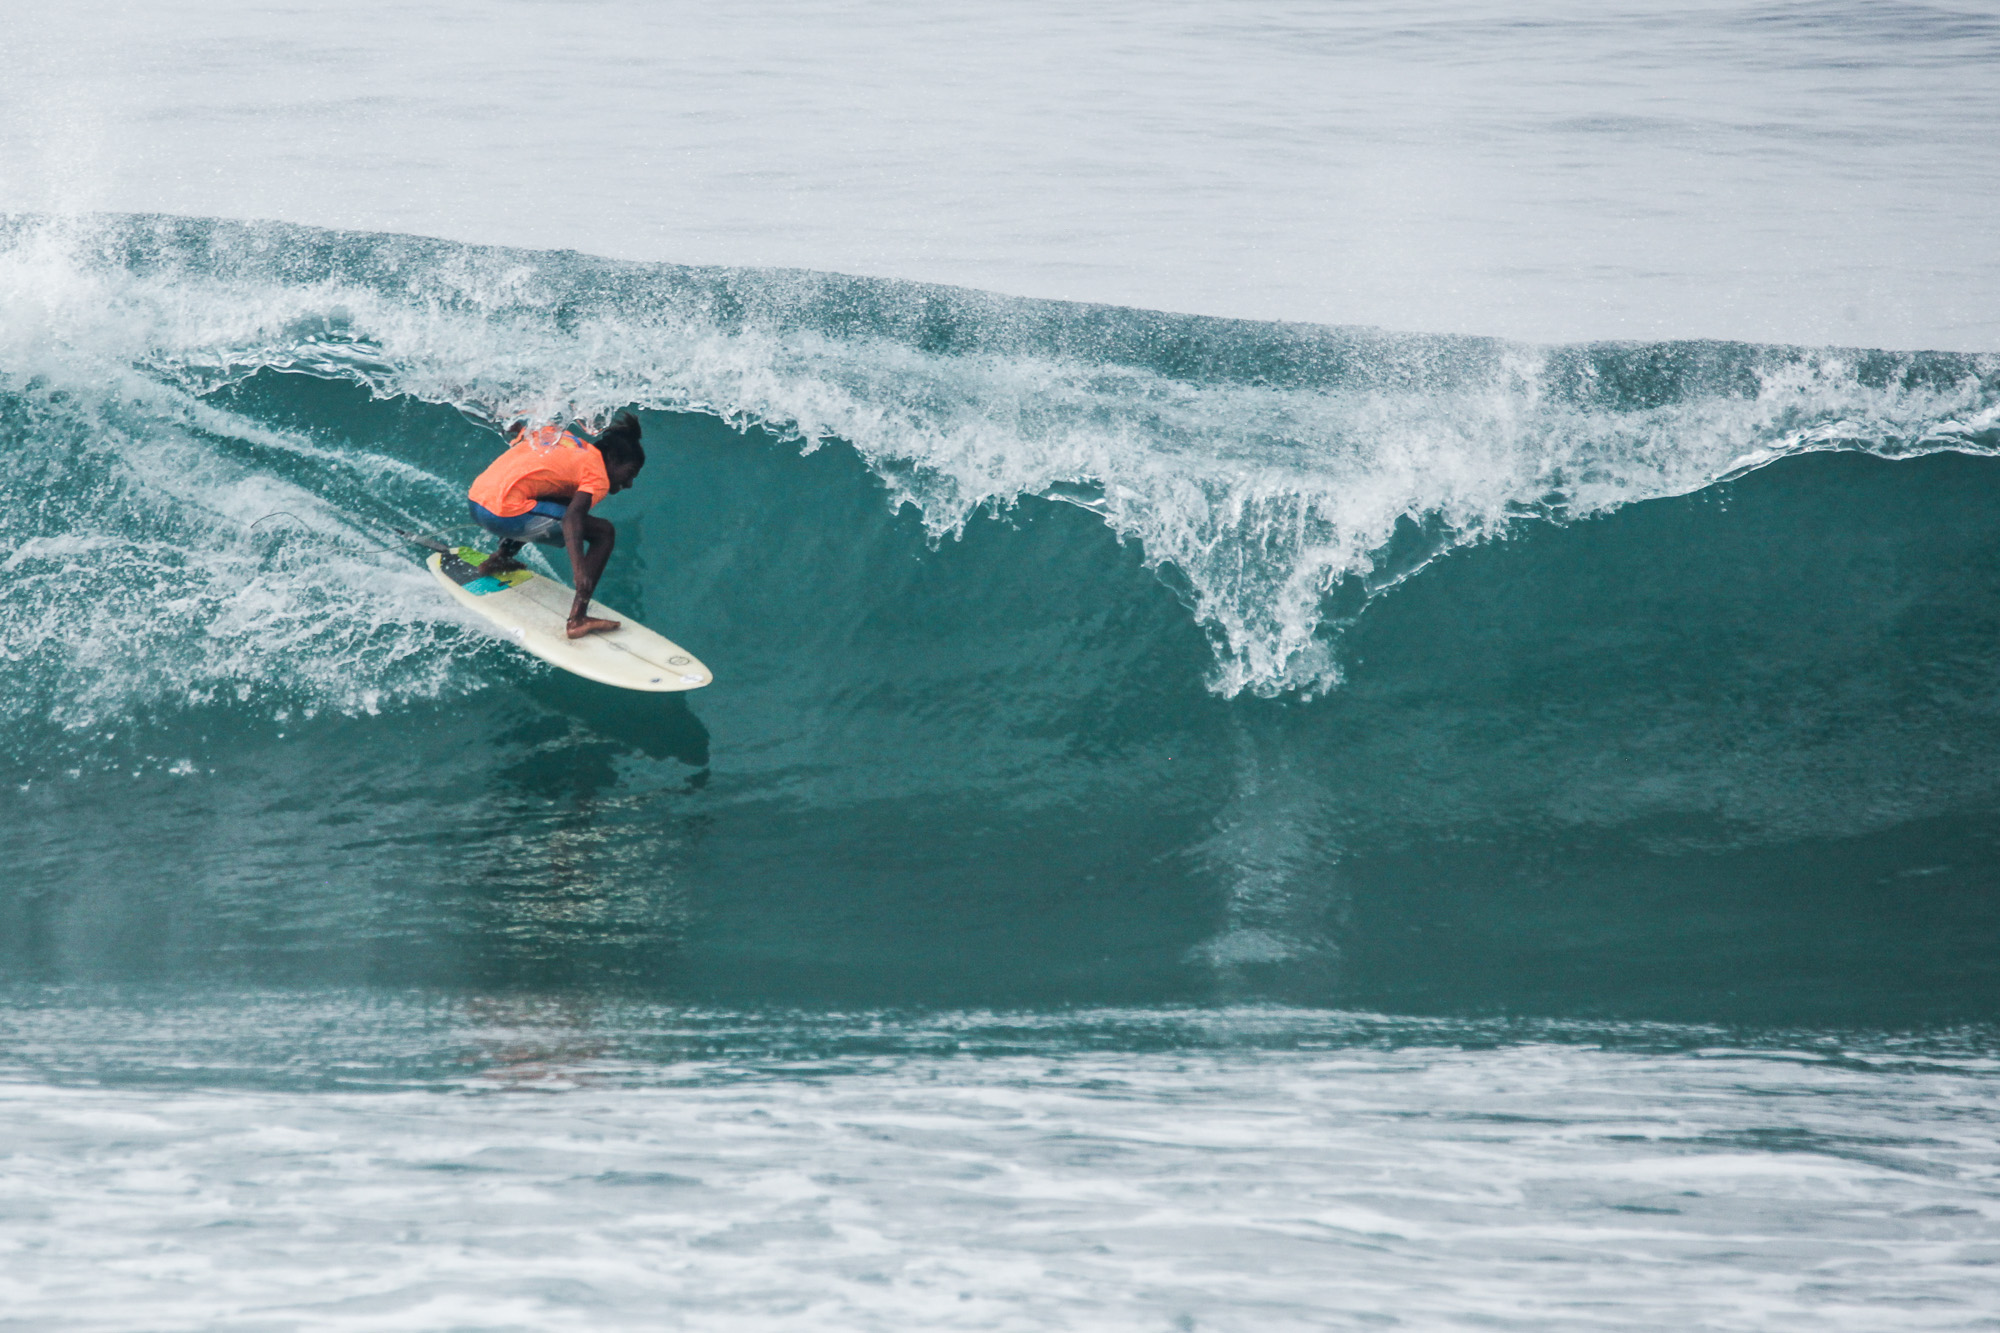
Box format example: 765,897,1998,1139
566,615,621,639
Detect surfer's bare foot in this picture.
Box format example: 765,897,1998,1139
566,616,621,639
476,554,524,576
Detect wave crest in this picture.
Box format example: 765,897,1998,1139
5,212,1997,697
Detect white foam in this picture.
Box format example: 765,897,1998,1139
2,1000,1997,1331
0,233,500,736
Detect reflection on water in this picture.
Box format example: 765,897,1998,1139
461,994,610,1089
451,684,711,986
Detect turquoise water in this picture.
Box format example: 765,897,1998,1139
6,215,1999,1022
6,2,2000,1323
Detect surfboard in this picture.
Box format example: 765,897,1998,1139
421,543,712,692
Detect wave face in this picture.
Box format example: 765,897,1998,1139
5,213,2000,1023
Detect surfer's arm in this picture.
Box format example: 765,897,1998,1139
562,491,597,601
559,490,621,636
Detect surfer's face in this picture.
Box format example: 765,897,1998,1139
608,459,643,494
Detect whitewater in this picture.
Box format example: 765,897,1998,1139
5,2,2000,1329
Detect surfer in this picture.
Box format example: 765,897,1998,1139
466,411,645,639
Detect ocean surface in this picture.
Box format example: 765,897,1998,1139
5,3,2000,1329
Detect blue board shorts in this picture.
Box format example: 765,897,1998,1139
469,498,567,545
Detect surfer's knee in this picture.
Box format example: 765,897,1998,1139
585,515,616,545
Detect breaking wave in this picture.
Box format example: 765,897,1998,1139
6,212,1995,707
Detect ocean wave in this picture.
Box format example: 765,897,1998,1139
3,211,1997,702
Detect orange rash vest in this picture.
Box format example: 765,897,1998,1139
467,425,612,518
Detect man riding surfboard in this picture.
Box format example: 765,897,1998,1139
466,411,645,639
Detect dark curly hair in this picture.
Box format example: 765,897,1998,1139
594,410,645,470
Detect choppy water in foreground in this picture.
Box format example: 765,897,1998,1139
6,997,2000,1331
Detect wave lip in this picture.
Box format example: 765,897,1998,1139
4,211,1998,696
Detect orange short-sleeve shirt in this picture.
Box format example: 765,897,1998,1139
467,426,612,517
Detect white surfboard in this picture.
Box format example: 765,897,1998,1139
424,544,712,692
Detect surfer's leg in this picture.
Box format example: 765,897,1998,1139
469,498,564,575
578,515,616,587
477,539,525,576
